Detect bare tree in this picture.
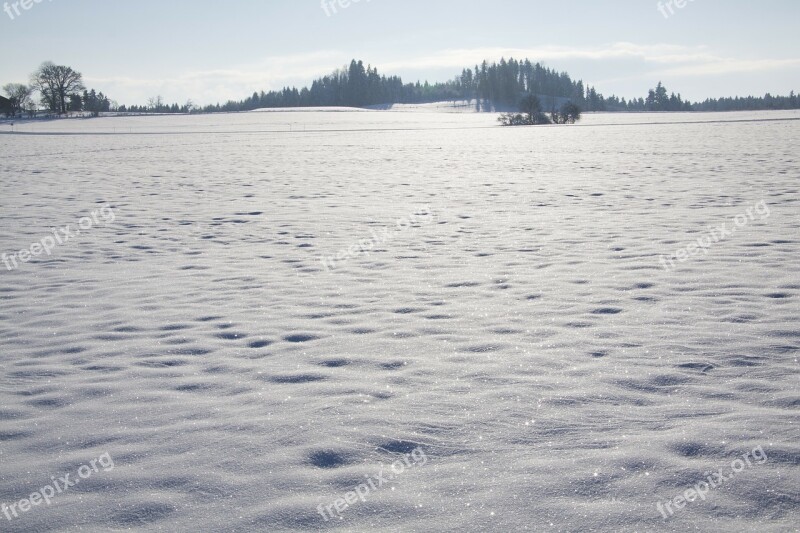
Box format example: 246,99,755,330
2,83,33,117
31,62,85,114
25,100,38,118
147,96,164,111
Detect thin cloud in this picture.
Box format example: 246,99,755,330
659,57,800,76
379,44,720,70
381,43,798,76
85,50,350,104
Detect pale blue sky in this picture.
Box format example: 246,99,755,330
1,0,798,106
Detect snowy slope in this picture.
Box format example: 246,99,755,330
0,110,798,532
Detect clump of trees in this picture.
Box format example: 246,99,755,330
80,89,112,116
31,62,85,114
551,101,582,124
2,62,114,118
2,83,34,117
499,95,582,126
498,95,551,126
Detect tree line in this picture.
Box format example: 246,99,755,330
177,60,800,115
2,59,798,118
198,59,592,112
591,83,797,112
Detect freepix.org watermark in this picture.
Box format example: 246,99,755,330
320,206,436,271
321,0,371,17
659,200,770,271
2,453,115,521
317,447,428,522
657,0,696,19
3,0,53,21
656,445,768,520
2,205,115,272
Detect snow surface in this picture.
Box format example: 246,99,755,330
0,110,798,532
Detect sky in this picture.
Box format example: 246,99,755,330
1,0,798,106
